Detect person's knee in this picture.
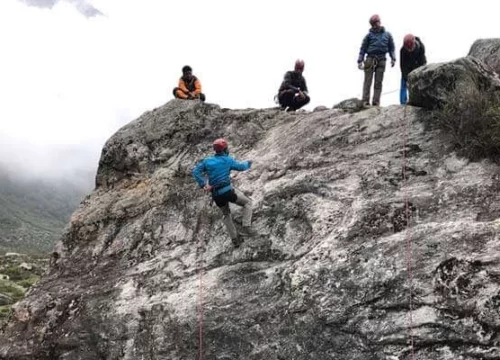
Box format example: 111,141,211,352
173,88,185,98
374,78,383,89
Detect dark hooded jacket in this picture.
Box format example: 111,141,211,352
400,37,427,80
278,71,308,94
358,26,396,62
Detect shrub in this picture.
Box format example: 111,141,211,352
0,305,11,319
17,275,40,289
0,280,25,302
431,86,500,161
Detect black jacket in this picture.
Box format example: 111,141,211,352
279,71,308,93
400,37,427,80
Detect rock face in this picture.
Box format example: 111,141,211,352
408,56,500,109
468,38,500,76
2,99,500,359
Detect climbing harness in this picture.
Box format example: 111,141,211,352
402,105,415,359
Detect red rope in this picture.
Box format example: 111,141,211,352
195,203,207,360
198,231,205,360
402,106,415,359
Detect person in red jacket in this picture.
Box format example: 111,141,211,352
173,65,206,101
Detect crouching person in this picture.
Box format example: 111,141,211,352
277,59,310,111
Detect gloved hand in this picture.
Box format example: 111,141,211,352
248,160,253,167
391,59,395,67
358,62,364,70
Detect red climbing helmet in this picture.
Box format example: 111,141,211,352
403,34,416,50
369,14,381,26
213,138,228,153
295,59,305,72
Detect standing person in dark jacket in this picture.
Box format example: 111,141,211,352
192,138,256,247
400,34,427,104
357,14,396,106
277,59,310,111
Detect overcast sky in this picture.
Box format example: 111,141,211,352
1,0,499,180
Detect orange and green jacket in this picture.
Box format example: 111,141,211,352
176,76,202,99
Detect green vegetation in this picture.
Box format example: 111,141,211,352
0,253,48,324
0,305,11,319
432,87,500,162
17,275,40,289
0,280,25,302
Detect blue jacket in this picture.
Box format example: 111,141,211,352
192,153,251,196
358,26,396,63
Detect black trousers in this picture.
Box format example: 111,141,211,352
278,90,310,110
212,188,252,239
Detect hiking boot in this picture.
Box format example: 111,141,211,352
239,226,258,237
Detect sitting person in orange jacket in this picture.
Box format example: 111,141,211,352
172,65,206,101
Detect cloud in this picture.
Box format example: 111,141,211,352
18,0,103,18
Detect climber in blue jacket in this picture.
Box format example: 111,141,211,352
357,14,396,107
192,138,255,246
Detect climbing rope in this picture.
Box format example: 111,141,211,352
402,105,415,359
198,246,204,360
381,88,399,96
196,197,211,360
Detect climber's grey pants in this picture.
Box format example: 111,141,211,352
216,188,252,239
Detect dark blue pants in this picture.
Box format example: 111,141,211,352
400,78,408,105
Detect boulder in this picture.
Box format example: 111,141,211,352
19,263,33,271
408,56,500,109
468,38,500,76
332,97,366,112
313,105,328,112
2,100,500,359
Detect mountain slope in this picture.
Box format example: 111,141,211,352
0,170,92,254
